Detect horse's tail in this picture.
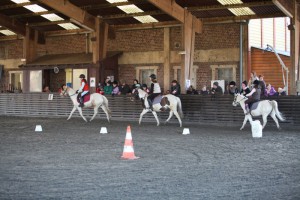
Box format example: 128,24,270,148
271,100,285,121
176,97,184,119
102,95,111,117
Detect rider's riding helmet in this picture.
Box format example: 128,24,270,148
149,74,156,79
79,74,85,79
253,80,260,86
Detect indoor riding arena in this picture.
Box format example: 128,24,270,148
1,0,300,199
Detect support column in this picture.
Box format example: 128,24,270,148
180,10,202,94
163,28,170,92
92,17,108,91
290,0,299,94
23,26,37,63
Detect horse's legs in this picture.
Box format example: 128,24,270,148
77,107,87,122
262,114,268,129
90,106,99,122
240,114,250,130
101,105,110,123
165,111,173,124
139,109,148,125
67,106,77,120
173,110,182,127
152,111,160,126
270,111,280,129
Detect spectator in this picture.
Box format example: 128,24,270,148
118,80,131,95
278,87,287,96
104,80,113,95
211,82,223,95
111,81,119,96
259,75,267,96
200,85,209,95
131,79,140,91
248,71,259,89
187,85,198,95
240,80,251,96
228,81,239,95
142,84,150,93
58,84,66,93
266,83,278,96
170,80,181,96
43,86,51,93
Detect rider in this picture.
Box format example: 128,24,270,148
244,79,261,114
78,74,89,107
147,74,161,110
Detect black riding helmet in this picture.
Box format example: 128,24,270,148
149,74,156,79
79,74,85,79
253,80,260,85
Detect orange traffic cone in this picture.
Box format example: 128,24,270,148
121,126,139,160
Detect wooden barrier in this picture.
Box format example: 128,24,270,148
0,93,299,126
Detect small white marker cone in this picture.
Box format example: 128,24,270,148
251,120,262,138
100,127,108,134
182,128,190,135
35,125,42,132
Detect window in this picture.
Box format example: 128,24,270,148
30,70,42,92
135,66,158,87
9,71,23,91
210,65,237,83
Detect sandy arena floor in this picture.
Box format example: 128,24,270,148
0,116,299,200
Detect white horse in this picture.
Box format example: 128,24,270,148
136,89,183,127
232,93,285,130
60,87,111,122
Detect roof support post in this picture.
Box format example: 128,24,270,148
180,10,202,93
23,26,38,63
163,27,170,91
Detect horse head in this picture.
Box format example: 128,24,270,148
60,87,76,97
232,93,247,106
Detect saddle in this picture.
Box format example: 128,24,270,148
77,93,91,104
146,95,170,111
249,101,259,111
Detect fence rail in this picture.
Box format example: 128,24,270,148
0,93,299,126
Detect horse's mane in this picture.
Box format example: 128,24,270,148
138,88,148,98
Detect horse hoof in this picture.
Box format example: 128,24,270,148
240,128,244,130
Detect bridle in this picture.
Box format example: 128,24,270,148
62,88,77,97
233,94,247,105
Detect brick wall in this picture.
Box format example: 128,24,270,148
108,29,164,52
195,23,240,50
0,40,23,59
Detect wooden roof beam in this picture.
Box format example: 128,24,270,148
0,1,38,10
0,13,26,36
38,0,95,31
28,20,71,27
112,21,181,31
188,1,274,11
147,0,185,22
102,10,164,20
202,12,286,23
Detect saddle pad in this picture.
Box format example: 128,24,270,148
153,95,163,105
77,93,91,103
250,101,259,110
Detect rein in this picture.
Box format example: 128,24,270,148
63,89,77,97
234,95,247,105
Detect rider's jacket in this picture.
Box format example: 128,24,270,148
150,82,161,94
81,79,89,91
252,88,261,101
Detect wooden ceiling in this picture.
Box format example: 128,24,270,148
0,0,293,37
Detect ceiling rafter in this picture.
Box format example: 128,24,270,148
11,0,148,18
112,20,180,31
202,12,285,23
0,1,39,10
0,13,26,36
102,10,165,20
147,0,185,22
38,0,96,31
29,20,71,27
188,1,275,11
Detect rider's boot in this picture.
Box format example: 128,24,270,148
147,98,153,110
245,104,250,114
79,96,84,107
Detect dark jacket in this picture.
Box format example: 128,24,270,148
240,87,251,96
171,84,181,96
228,86,239,95
211,86,223,95
119,84,131,95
